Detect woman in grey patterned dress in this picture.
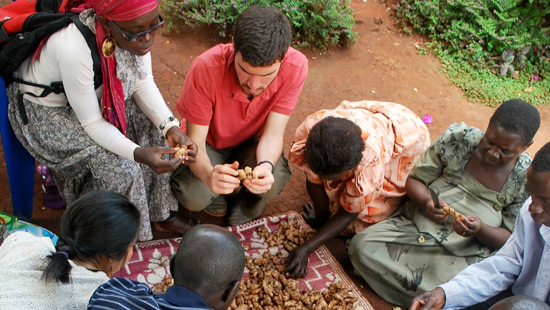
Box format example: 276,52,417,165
7,0,197,241
349,99,540,307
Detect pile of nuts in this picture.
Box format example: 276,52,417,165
237,166,258,181
229,220,358,310
152,220,359,310
257,220,316,252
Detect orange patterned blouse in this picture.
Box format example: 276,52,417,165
290,100,430,233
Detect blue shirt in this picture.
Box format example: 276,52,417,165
441,198,550,309
88,278,211,310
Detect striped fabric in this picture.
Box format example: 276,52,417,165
88,278,211,310
441,197,550,309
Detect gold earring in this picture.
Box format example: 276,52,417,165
102,34,116,58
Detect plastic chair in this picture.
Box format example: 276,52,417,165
0,76,35,220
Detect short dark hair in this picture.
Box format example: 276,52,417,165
489,99,540,145
305,116,365,177
233,5,292,66
43,191,140,283
532,142,550,173
489,295,550,310
171,224,245,299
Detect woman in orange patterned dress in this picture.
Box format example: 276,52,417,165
286,100,430,278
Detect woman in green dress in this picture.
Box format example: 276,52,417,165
348,99,540,307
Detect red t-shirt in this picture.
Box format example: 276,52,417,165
177,43,308,149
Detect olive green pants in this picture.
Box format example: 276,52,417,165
170,139,290,225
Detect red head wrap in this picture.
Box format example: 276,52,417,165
92,0,158,21
70,0,158,135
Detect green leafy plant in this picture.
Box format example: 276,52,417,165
161,0,358,50
393,0,550,105
500,46,530,76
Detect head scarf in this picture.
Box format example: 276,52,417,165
70,0,158,135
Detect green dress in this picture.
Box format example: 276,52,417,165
348,123,531,307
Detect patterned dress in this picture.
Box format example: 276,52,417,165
6,11,176,241
348,122,531,307
290,100,430,233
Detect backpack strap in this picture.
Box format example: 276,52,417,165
70,15,102,90
13,15,102,124
13,15,101,92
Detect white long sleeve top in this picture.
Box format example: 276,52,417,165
441,197,550,308
16,22,173,161
0,232,109,309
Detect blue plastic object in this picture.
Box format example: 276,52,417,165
0,77,35,220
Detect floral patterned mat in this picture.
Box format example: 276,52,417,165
113,211,373,310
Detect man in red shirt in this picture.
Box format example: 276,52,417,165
171,5,308,226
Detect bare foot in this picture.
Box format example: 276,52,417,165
152,216,192,236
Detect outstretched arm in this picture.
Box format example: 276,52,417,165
286,208,358,278
303,180,331,228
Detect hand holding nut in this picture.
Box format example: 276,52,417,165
237,166,258,181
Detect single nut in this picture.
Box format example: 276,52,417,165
237,169,247,180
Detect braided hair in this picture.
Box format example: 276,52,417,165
42,191,139,283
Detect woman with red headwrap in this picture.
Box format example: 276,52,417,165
6,0,197,240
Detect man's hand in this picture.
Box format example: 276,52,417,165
286,244,311,278
242,162,274,194
409,287,446,310
452,215,482,237
134,146,182,174
208,161,241,194
426,199,449,224
164,127,198,164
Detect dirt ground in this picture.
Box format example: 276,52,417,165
150,0,550,212
1,0,549,309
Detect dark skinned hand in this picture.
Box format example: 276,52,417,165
286,244,311,278
452,214,482,237
409,287,446,310
134,146,183,174
425,198,449,224
165,126,198,164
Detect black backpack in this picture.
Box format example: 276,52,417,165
0,0,103,97
0,0,101,123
